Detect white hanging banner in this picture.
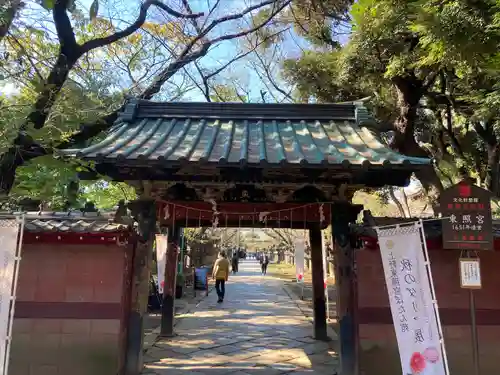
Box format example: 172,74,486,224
155,235,168,294
376,223,448,375
295,238,305,283
321,235,328,289
321,233,330,320
0,222,21,375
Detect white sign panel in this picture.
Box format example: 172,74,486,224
0,225,20,375
155,235,168,294
459,258,481,289
294,238,305,283
376,223,447,375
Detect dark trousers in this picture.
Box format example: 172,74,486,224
215,279,226,300
261,263,268,274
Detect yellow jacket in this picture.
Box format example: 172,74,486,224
213,257,230,280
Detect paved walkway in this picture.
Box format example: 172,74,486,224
142,260,339,374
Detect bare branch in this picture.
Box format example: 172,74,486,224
61,0,288,142
80,0,204,54
211,1,291,44
140,0,291,99
181,0,204,35
249,40,293,101
192,62,211,101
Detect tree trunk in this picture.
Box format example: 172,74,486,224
390,76,443,211
0,134,47,195
0,0,22,43
401,188,412,217
0,50,81,195
473,120,499,194
27,52,79,129
388,187,407,218
485,144,500,194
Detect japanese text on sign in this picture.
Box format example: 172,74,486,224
459,258,481,289
440,182,493,250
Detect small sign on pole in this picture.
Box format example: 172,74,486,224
459,258,481,289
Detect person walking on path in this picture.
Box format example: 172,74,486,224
212,250,230,303
261,253,269,275
231,251,239,274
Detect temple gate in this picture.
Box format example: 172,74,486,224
62,100,430,375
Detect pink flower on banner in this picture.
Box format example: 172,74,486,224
410,352,426,374
160,281,165,288
298,274,303,281
424,347,440,363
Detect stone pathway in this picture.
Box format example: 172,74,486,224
142,260,339,374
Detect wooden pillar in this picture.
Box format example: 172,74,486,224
125,199,156,375
160,225,181,337
309,224,329,341
331,202,362,375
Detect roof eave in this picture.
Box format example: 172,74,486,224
68,154,430,170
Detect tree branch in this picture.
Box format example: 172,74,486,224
0,0,290,196
0,0,22,43
422,70,439,91
268,228,295,249
61,2,288,147
248,34,294,101
387,186,406,217
53,0,78,52
80,0,203,54
139,0,290,99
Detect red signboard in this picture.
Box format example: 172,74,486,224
440,181,493,250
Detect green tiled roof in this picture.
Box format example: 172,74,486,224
61,100,430,168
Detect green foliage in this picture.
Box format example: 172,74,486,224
80,181,137,210
8,156,79,209
41,0,55,10
0,0,188,205
276,0,353,48
210,84,248,102
282,0,500,203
